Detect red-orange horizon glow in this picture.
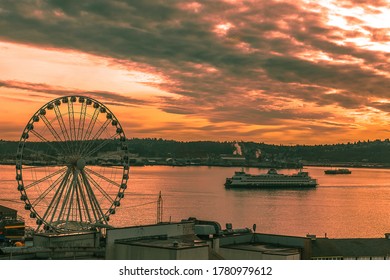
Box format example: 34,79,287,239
0,0,389,145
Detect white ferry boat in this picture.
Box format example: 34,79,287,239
224,168,317,189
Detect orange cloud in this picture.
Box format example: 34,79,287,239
0,0,390,144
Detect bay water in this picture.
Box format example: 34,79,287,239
2,165,390,238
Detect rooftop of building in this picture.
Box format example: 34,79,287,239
115,234,208,250
34,231,99,238
0,205,17,213
107,221,193,232
221,242,300,256
311,237,390,258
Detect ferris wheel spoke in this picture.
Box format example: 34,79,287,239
84,167,121,188
25,167,67,190
69,100,81,156
38,168,71,226
22,164,63,170
29,129,66,156
80,170,107,224
53,105,71,143
82,132,120,158
67,100,76,142
22,147,62,162
54,104,78,156
78,107,101,155
83,106,100,142
81,118,112,155
76,101,87,144
40,114,72,154
82,169,114,204
31,168,69,207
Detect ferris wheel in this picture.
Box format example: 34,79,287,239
15,96,129,232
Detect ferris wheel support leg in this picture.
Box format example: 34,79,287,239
75,175,94,226
80,169,108,226
58,170,79,229
74,178,84,224
44,168,72,229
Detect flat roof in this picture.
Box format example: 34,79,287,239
312,238,390,258
35,231,98,238
0,205,17,213
107,221,193,232
115,234,208,250
222,242,300,256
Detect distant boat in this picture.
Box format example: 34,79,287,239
224,168,317,189
324,168,352,175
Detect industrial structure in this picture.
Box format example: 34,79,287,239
0,205,25,245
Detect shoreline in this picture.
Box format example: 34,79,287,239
1,161,390,169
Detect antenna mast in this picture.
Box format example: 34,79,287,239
157,191,163,223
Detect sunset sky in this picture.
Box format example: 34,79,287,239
1,0,389,144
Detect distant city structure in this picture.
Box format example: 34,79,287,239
1,138,389,169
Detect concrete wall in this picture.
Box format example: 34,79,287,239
219,248,300,260
263,253,300,260
219,233,308,248
106,222,195,259
114,244,176,260
218,234,252,247
33,231,101,259
219,248,263,260
176,246,208,260
113,244,208,260
34,232,100,248
218,233,310,259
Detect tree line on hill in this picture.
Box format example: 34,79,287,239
0,138,389,165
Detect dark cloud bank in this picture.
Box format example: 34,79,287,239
1,0,389,142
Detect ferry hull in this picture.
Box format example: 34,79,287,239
324,169,351,175
224,169,317,189
225,182,317,189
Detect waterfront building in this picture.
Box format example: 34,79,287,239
0,205,25,244
0,205,17,220
310,235,390,260
3,217,390,260
106,221,208,260
106,219,307,260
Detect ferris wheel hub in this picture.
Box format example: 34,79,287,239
76,158,86,170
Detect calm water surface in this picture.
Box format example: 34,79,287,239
2,165,390,238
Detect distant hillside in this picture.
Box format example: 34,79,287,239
1,138,390,166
